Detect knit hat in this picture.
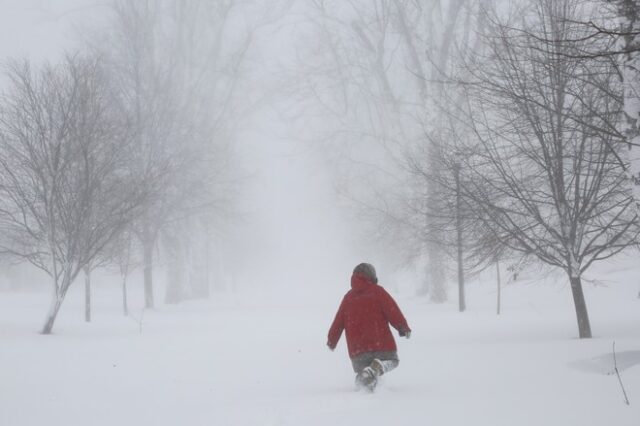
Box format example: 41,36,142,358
353,263,378,284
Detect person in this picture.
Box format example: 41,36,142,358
327,263,411,391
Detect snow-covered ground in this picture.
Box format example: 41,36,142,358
1,256,639,426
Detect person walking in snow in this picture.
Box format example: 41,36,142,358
327,263,411,391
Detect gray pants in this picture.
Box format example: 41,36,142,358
351,351,399,375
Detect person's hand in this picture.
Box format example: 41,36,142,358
327,341,335,351
399,329,411,339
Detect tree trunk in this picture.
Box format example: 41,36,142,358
42,270,76,334
454,164,466,312
417,262,429,297
164,231,184,304
203,233,211,299
496,259,502,316
143,224,155,309
42,289,64,335
427,138,447,303
427,245,448,302
569,275,592,338
120,236,131,316
122,275,128,316
84,268,91,323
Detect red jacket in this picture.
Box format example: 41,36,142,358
327,273,411,358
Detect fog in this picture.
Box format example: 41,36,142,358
0,0,378,299
1,1,639,425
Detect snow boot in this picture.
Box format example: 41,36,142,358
370,359,385,376
355,366,378,392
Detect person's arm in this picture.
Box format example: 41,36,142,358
327,298,346,350
379,287,411,337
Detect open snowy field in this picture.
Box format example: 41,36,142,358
1,256,639,426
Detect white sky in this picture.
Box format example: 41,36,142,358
0,1,104,61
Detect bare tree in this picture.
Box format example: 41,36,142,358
159,0,252,304
453,0,639,338
0,54,148,334
296,0,478,301
100,0,178,309
99,0,266,306
405,123,511,313
544,0,640,205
